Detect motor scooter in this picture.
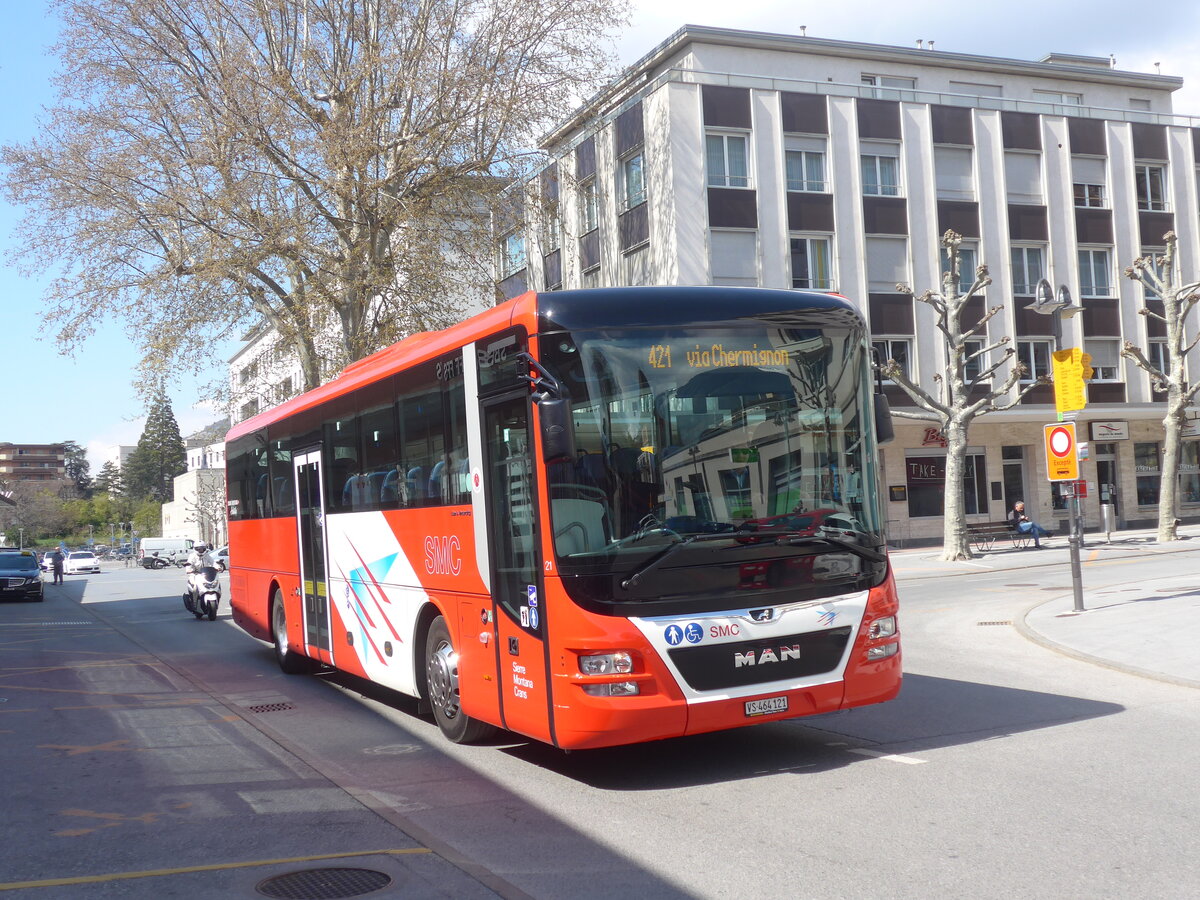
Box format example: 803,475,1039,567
182,565,221,620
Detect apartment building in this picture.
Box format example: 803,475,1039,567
0,443,67,484
499,26,1200,541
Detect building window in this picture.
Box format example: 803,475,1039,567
579,178,598,233
620,152,646,210
785,149,826,192
1135,442,1160,506
1135,164,1167,211
934,146,974,200
709,229,758,287
543,215,560,252
1010,246,1045,296
862,73,915,98
499,230,525,277
1139,247,1167,300
904,451,987,518
1148,339,1169,378
1032,90,1082,105
1074,183,1105,207
873,338,912,381
941,243,978,294
1078,248,1113,298
790,236,833,290
706,133,749,188
1084,340,1121,381
861,154,900,196
963,339,985,382
1182,442,1200,504
866,236,908,292
1017,340,1053,381
1129,98,1152,110
1004,151,1043,204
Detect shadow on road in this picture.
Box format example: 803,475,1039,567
495,672,1124,790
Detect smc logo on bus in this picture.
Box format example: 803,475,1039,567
424,535,461,576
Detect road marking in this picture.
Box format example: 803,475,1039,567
0,848,433,892
40,739,137,756
847,748,928,765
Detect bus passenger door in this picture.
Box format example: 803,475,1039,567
293,449,333,665
482,393,553,744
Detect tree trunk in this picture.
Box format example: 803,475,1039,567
1158,392,1186,542
940,421,973,561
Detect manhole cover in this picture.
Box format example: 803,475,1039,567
246,702,296,714
257,867,392,899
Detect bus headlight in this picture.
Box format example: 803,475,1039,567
868,616,897,639
579,651,633,675
582,682,640,697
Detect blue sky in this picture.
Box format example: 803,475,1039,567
2,1,1198,472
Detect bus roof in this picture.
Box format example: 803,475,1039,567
226,286,861,444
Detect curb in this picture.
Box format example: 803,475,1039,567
1014,594,1200,692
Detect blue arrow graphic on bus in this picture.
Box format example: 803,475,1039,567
664,624,684,646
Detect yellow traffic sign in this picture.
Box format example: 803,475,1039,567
1052,348,1087,413
1044,422,1079,481
1080,352,1095,381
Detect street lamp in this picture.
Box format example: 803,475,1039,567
1027,278,1086,613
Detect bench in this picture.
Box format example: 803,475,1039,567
966,521,1033,552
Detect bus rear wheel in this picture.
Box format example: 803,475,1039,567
272,590,310,674
424,616,495,744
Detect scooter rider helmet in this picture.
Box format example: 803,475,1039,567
195,542,207,553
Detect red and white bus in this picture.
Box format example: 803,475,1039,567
225,287,901,749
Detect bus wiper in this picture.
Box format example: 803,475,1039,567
774,532,887,563
619,533,739,590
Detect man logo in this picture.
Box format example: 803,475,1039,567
749,608,774,622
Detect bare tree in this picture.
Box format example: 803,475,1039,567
3,0,627,390
1122,232,1200,541
881,231,1046,561
184,471,228,546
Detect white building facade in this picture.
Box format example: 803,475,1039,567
499,26,1200,542
162,439,228,546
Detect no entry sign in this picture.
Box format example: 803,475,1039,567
1044,423,1079,481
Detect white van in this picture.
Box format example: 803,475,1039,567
139,538,194,568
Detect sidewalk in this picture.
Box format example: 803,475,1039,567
888,525,1200,689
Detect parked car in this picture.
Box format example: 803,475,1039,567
212,546,229,571
64,551,101,575
0,550,44,601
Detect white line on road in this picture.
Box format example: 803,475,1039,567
846,748,928,765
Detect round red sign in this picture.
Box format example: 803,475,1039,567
1048,426,1074,458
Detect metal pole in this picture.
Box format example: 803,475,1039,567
1052,310,1087,614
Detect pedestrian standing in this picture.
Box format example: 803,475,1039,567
49,548,65,585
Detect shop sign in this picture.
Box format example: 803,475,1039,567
921,427,948,448
1090,421,1129,441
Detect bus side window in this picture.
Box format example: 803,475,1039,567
271,443,294,515
397,369,443,508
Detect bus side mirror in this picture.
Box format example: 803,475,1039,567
874,392,895,445
538,397,576,463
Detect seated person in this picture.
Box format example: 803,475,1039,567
1008,500,1051,548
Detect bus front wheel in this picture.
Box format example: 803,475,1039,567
424,616,495,744
272,590,310,675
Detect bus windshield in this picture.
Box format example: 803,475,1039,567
541,312,884,611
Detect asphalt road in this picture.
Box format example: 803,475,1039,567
1,556,1197,898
